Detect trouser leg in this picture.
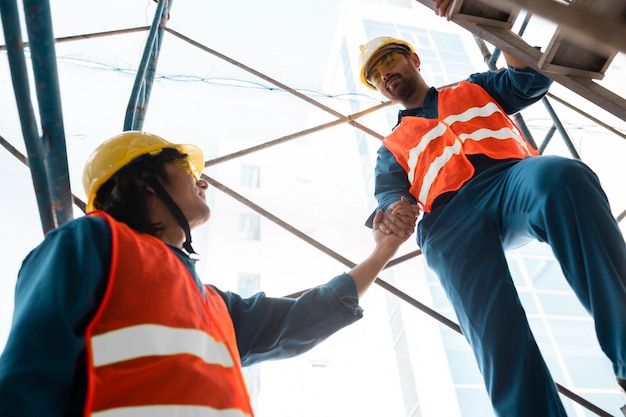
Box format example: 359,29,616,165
418,189,567,417
499,156,626,379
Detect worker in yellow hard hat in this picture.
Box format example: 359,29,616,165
0,130,414,416
358,13,626,417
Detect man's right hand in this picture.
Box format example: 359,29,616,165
434,0,454,20
379,197,421,238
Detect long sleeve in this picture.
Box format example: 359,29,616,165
365,145,415,228
0,216,111,417
214,273,363,367
467,65,553,115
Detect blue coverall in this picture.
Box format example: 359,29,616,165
370,66,626,416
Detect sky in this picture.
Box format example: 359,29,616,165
1,0,626,415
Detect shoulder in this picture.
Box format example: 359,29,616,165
18,215,113,298
440,80,483,96
44,214,110,242
466,65,551,90
465,67,551,114
24,215,112,265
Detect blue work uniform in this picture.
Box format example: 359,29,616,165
0,215,363,417
370,65,626,416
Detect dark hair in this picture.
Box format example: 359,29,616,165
93,148,185,237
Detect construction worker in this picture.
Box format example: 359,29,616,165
0,131,416,416
358,27,626,417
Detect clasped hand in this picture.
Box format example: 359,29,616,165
377,196,421,238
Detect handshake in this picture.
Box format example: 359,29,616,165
374,196,421,239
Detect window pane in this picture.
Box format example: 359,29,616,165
241,164,260,188
239,213,260,240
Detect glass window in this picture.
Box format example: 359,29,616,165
239,213,260,241
506,258,526,287
517,290,539,314
532,264,570,290
573,392,626,417
363,20,395,39
430,283,453,310
441,330,483,385
238,273,260,297
549,318,604,358
537,293,588,317
455,387,495,417
241,164,260,188
566,354,615,389
395,330,420,415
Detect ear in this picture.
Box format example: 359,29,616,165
144,184,156,195
409,52,421,69
135,176,157,195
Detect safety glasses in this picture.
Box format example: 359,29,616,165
366,52,404,86
173,157,201,181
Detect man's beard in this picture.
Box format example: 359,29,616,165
387,75,415,104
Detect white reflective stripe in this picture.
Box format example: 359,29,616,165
443,102,530,151
406,103,504,184
408,102,532,205
407,122,447,183
457,126,524,143
92,405,251,417
417,126,521,203
91,324,234,368
442,101,500,125
418,140,462,204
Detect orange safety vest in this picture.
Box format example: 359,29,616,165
383,80,539,212
84,211,253,417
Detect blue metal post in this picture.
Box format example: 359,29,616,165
23,0,73,227
123,0,172,131
1,0,55,232
543,97,581,159
513,113,539,150
538,124,557,154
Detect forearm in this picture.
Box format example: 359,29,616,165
502,51,528,69
374,147,414,210
219,275,364,366
357,201,417,296
349,243,399,298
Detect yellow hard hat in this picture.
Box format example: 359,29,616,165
359,36,415,90
82,131,204,212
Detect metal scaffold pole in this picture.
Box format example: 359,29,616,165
123,0,172,132
0,0,73,233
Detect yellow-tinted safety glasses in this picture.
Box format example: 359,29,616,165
174,157,201,181
366,52,404,86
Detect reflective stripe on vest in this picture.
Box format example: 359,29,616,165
85,212,253,417
93,405,251,417
91,324,234,368
383,81,539,212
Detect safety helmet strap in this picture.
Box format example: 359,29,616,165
143,173,196,254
